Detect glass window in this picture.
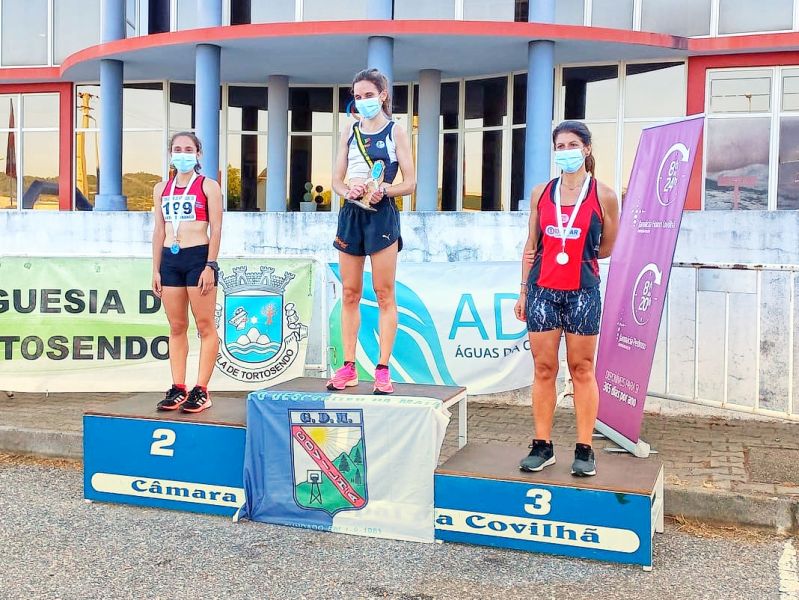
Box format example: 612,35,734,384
55,0,101,63
303,0,367,20
288,135,333,212
641,0,711,37
511,128,525,211
170,83,196,130
441,82,460,130
388,84,410,138
592,0,633,29
719,0,793,34
76,86,100,128
123,83,165,129
563,65,619,120
625,63,686,118
228,86,268,132
123,131,164,211
584,122,617,190
465,77,507,129
2,0,48,66
513,74,528,125
177,0,199,29
704,118,770,210
463,130,503,211
289,87,333,133
149,0,171,34
126,0,137,37
23,94,59,129
440,132,458,211
709,71,771,113
778,117,799,210
0,96,18,210
463,0,515,21
393,0,456,19
252,0,296,22
75,130,99,210
622,122,656,199
783,71,799,111
22,131,60,211
227,134,268,211
555,0,584,25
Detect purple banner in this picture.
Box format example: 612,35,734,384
596,117,704,443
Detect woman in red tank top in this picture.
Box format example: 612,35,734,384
514,121,620,477
151,132,223,414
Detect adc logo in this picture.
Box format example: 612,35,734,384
214,265,308,382
288,408,368,515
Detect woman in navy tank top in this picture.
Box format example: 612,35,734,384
514,121,620,477
328,68,416,395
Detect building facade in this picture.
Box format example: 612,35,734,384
0,0,797,216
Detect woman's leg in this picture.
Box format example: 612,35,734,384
187,286,219,388
369,241,399,365
160,286,190,386
339,251,367,363
565,333,599,446
529,329,564,441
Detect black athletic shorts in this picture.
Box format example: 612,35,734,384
159,244,217,287
333,198,403,256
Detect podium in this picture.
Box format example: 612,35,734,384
83,378,468,518
434,443,664,569
83,394,247,516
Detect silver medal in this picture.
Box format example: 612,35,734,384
556,251,570,265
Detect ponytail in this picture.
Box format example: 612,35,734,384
585,154,595,176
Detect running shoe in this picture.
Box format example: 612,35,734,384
181,386,212,413
519,439,556,472
326,362,358,391
156,385,187,411
571,444,597,477
373,366,394,395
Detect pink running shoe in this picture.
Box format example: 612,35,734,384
327,362,358,391
373,366,394,395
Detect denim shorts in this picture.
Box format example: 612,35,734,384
526,284,601,336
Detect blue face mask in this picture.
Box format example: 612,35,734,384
172,152,198,173
355,97,382,119
554,148,586,173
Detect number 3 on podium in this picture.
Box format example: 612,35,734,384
524,488,552,515
150,428,176,457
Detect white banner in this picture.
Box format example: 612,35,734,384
328,262,532,394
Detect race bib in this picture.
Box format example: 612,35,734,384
161,195,197,222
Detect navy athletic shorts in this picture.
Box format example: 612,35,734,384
333,198,403,256
526,284,601,336
159,244,217,287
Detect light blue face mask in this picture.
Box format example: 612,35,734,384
171,152,198,173
355,97,382,119
554,148,586,173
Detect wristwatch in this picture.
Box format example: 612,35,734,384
381,186,388,198
205,261,219,272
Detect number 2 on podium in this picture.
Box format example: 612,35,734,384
150,428,176,457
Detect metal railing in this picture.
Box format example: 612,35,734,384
650,261,798,421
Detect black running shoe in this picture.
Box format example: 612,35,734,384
156,385,187,411
571,443,597,477
181,386,212,413
519,439,556,472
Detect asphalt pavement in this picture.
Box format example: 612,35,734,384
0,454,791,600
